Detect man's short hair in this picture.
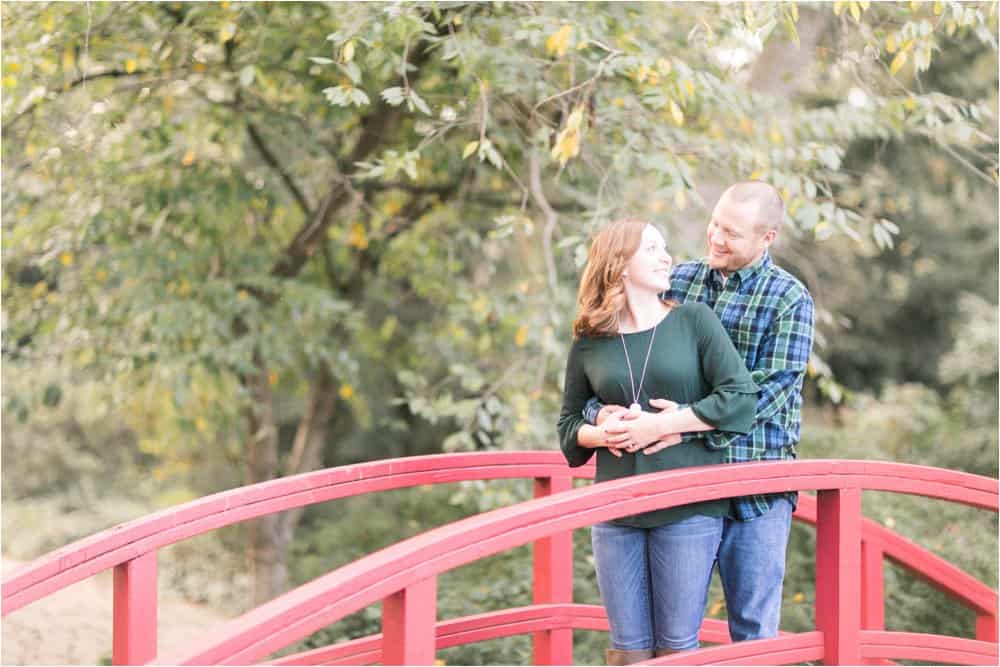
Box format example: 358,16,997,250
721,181,784,233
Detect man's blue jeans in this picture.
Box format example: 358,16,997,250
591,497,793,651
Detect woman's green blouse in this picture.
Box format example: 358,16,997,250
557,302,758,528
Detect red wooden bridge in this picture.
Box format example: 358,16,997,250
2,454,997,665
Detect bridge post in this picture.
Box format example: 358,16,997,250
383,576,437,665
976,613,998,642
533,474,574,666
860,539,886,665
112,551,158,665
815,487,862,665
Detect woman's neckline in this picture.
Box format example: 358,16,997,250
618,306,674,335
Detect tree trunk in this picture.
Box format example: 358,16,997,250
243,352,282,606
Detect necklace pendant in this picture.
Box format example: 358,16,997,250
629,402,642,413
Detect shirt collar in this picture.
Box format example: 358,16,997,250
707,251,772,289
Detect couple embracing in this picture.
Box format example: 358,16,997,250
557,182,815,664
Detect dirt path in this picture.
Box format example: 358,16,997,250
2,557,230,665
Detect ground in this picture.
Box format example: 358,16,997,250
1,557,230,665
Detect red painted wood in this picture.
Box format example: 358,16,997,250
532,474,574,666
859,630,999,665
976,613,998,642
1,455,996,666
816,487,862,665
5,456,996,617
860,539,885,667
265,605,738,666
161,463,983,665
382,576,437,665
112,552,158,665
796,493,998,616
646,631,824,666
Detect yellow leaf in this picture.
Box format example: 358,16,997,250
177,278,191,297
833,1,844,16
933,1,942,15
125,59,137,74
668,99,684,126
684,79,695,97
749,170,763,180
890,51,907,75
739,116,754,134
472,295,489,315
515,325,528,348
849,2,861,22
195,417,209,433
452,13,463,26
612,97,625,108
791,3,799,21
708,600,725,616
42,12,55,33
793,592,805,603
673,188,687,211
651,199,665,213
546,25,572,57
62,48,75,70
339,384,355,400
193,62,207,73
342,40,355,63
886,33,897,54
59,251,74,267
182,150,196,166
268,370,279,386
462,141,479,159
656,58,672,75
221,1,230,8
1,75,17,88
219,23,236,43
550,127,580,166
910,0,919,10
238,289,249,301
903,97,917,111
46,292,60,305
95,268,107,283
769,128,784,145
347,222,368,249
32,282,48,299
6,62,20,73
566,105,585,131
434,661,447,667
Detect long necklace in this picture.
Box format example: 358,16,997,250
620,321,659,413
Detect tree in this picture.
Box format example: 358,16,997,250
3,1,995,606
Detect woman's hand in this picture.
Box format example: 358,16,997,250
603,399,683,454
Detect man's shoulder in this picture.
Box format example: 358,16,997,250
673,259,707,279
762,261,813,307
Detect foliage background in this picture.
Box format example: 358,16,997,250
2,1,996,664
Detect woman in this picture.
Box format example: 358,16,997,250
556,219,757,665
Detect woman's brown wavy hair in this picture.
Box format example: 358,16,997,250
573,218,674,337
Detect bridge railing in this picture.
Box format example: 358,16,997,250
2,454,997,666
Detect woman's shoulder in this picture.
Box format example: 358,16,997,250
671,300,714,321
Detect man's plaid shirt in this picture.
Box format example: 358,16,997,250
584,251,814,520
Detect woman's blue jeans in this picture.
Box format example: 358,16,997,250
590,498,793,651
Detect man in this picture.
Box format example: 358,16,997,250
583,181,815,644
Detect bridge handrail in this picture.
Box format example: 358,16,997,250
150,459,998,665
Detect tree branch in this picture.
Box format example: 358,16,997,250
246,121,313,218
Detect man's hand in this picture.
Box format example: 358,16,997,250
595,403,628,426
642,399,682,455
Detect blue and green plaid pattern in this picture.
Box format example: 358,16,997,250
667,252,814,519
